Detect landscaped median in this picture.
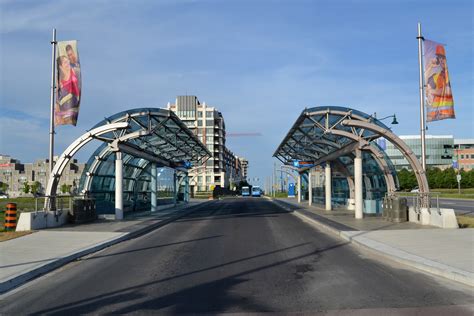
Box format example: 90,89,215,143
398,188,474,200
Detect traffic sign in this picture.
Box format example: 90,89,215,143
293,160,315,168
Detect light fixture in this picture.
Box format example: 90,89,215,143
391,115,398,125
378,114,399,125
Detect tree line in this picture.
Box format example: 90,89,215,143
397,167,474,190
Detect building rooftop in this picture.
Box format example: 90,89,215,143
454,139,474,145
399,135,454,139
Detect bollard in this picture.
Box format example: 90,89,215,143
5,203,17,231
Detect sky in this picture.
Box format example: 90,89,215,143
1,0,473,188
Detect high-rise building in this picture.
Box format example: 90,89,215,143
167,96,246,193
238,157,248,180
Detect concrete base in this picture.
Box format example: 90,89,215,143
420,208,431,226
408,206,458,229
431,208,459,229
408,207,420,223
16,211,69,231
347,198,355,211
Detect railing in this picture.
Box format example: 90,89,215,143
395,192,440,214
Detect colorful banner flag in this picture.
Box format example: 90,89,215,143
55,40,81,126
423,39,455,122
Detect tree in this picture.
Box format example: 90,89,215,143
30,181,41,196
426,167,443,188
60,183,72,194
236,180,250,191
0,181,8,194
22,182,30,195
397,168,417,191
440,168,456,189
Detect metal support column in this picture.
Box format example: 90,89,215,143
185,172,189,203
173,170,178,206
151,162,157,212
354,149,363,219
325,163,332,211
308,169,313,206
115,152,123,220
297,172,302,203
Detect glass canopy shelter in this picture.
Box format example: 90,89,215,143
273,106,429,218
45,108,211,218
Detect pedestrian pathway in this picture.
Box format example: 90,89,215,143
273,197,474,287
0,200,211,294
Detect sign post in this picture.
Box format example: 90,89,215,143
456,174,462,195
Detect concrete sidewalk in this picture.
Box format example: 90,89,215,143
0,199,213,294
272,197,474,287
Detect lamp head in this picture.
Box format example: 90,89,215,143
391,114,398,125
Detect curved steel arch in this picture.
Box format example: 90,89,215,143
326,130,397,194
341,119,429,195
44,122,129,210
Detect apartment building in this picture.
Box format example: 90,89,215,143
0,155,85,197
167,96,247,193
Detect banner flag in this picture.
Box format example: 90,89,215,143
55,40,81,126
423,39,455,122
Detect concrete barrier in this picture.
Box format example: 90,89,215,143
347,198,355,211
408,206,458,229
16,211,69,231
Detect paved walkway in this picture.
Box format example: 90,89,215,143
0,200,212,294
273,198,474,287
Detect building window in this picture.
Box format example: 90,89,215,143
197,120,203,127
471,154,474,159
461,154,464,159
206,120,214,126
206,111,213,118
206,176,211,183
198,176,203,183
198,111,203,118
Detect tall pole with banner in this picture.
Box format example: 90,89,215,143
417,22,427,171
49,28,57,211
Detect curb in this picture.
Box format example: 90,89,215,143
0,201,214,295
269,198,474,287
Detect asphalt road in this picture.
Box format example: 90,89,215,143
1,198,473,315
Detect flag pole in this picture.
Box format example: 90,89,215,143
49,28,57,211
417,23,427,171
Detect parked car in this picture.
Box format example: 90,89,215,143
410,187,419,193
0,194,8,199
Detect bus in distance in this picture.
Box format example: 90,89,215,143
242,186,250,196
251,186,261,197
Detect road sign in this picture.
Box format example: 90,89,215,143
456,174,462,182
293,160,314,168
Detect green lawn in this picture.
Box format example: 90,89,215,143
399,188,474,200
0,196,73,232
0,196,72,212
